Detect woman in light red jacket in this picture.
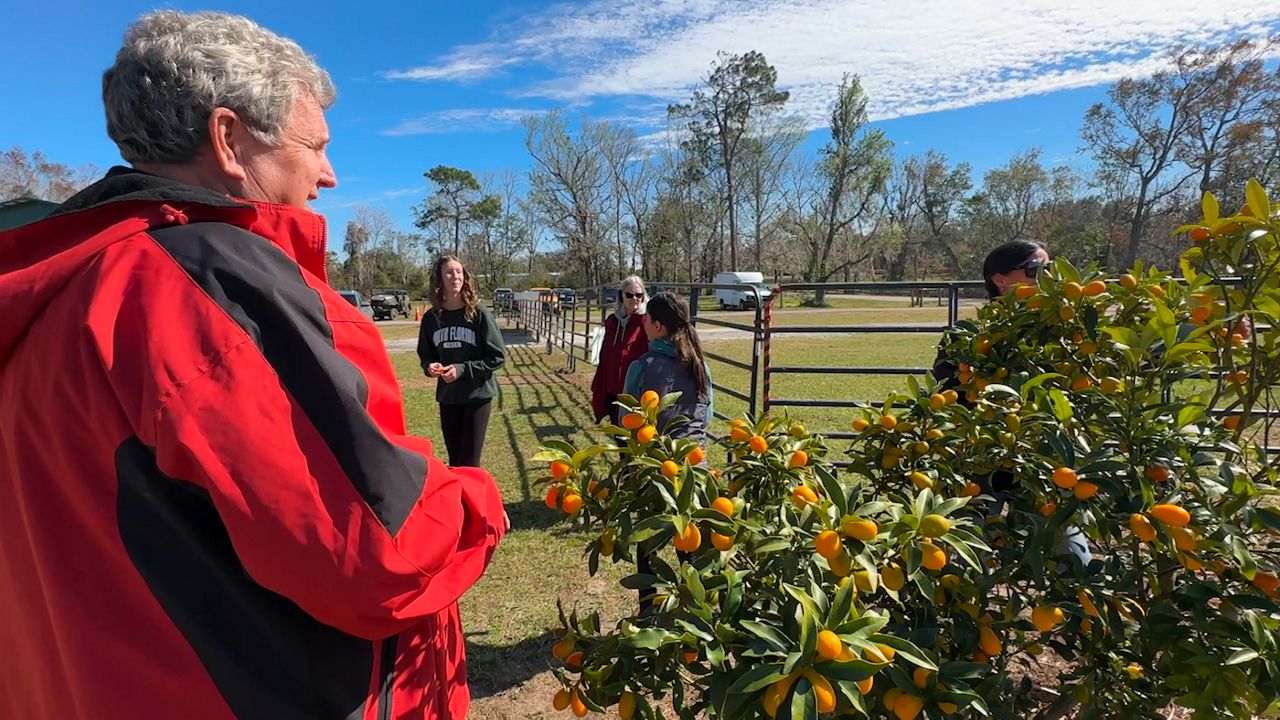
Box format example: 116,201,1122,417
591,276,649,423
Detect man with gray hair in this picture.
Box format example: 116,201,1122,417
0,11,506,720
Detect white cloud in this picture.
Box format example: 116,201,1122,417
386,0,1280,129
382,108,545,136
383,49,518,82
312,186,424,211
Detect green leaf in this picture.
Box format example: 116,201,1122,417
946,527,992,553
816,465,847,517
621,628,674,649
530,448,571,463
932,497,970,517
1177,403,1206,428
788,683,818,720
540,439,579,457
628,515,675,544
940,534,983,570
754,537,793,555
571,445,609,467
740,621,791,651
814,659,877,681
677,464,696,511
1021,372,1064,395
834,613,889,638
785,584,825,623
1247,178,1270,220
726,663,789,694
827,576,855,628
675,618,715,642
620,573,664,590
1231,536,1258,579
1048,389,1073,422
1181,248,1202,284
1226,648,1260,666
724,569,743,618
1203,191,1220,223
870,634,936,670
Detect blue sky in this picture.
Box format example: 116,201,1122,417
3,1,1279,243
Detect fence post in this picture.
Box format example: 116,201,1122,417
569,301,578,372
762,292,775,413
749,292,762,418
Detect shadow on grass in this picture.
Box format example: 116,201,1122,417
465,630,556,700
505,498,564,532
493,344,598,508
499,328,535,346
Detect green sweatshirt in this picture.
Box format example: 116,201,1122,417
416,305,507,404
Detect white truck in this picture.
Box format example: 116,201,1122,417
714,271,773,310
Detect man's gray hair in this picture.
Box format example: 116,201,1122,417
103,11,336,164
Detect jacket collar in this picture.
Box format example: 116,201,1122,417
242,200,328,283
55,167,328,282
649,337,677,356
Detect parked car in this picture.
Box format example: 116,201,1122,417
337,290,374,319
555,288,577,312
714,271,773,310
370,288,411,320
493,287,514,310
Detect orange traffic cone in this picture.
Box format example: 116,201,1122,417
414,307,421,321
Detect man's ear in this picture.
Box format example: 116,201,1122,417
207,107,248,181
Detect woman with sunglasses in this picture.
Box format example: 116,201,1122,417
933,239,1047,389
932,240,1092,567
591,276,650,423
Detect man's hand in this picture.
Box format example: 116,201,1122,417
427,362,444,378
440,364,460,383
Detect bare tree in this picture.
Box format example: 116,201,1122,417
668,51,790,271
967,148,1051,245
739,113,805,270
803,75,893,294
523,111,614,287
1176,39,1279,198
913,151,972,277
0,147,98,201
1081,50,1211,268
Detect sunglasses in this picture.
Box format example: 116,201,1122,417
623,291,645,300
1015,259,1044,276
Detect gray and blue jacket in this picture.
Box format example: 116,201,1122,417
623,337,714,440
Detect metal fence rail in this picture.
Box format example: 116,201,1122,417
503,278,1279,453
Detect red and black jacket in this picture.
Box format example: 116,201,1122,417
0,168,506,719
590,311,649,421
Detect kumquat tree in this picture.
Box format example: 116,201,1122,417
534,181,1280,720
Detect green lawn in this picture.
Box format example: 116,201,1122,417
702,333,945,436
377,323,422,341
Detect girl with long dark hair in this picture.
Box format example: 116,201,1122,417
623,292,713,440
416,255,507,466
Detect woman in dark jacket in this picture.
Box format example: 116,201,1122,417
591,276,649,423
